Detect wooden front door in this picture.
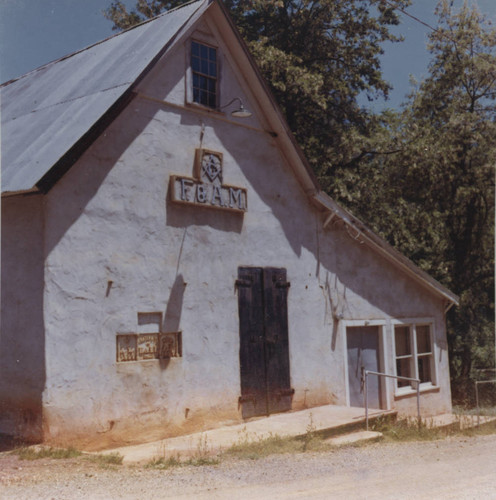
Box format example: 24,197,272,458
237,267,293,418
347,326,382,409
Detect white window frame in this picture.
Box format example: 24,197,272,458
392,318,438,396
185,33,222,111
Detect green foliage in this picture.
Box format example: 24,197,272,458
13,446,82,460
88,452,124,465
224,432,328,460
145,455,182,469
348,1,495,401
103,0,188,30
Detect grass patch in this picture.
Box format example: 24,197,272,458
370,412,496,442
453,405,496,417
223,431,329,461
146,434,220,469
185,456,221,466
371,417,447,442
145,456,182,469
87,452,124,466
145,454,220,469
13,446,82,460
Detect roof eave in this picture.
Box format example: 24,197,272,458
313,191,460,306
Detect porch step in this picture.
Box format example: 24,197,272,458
325,430,383,446
99,405,397,464
302,409,397,441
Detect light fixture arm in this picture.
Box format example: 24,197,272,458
218,97,252,118
218,97,244,111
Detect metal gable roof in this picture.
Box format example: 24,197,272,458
1,0,458,306
1,0,208,194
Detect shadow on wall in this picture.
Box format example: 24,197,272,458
163,273,186,332
0,194,45,444
157,273,187,370
209,117,435,322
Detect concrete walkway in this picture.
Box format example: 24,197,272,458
101,405,394,464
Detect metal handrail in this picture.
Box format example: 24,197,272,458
475,379,496,426
363,369,421,431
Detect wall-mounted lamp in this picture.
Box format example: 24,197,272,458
219,97,252,118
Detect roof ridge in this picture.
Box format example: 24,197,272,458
1,0,205,89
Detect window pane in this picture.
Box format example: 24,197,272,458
416,325,431,354
209,46,216,62
191,41,217,109
418,355,432,383
207,77,216,93
192,56,200,72
395,326,410,356
396,358,412,387
208,92,216,108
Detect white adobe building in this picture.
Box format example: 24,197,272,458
1,0,458,449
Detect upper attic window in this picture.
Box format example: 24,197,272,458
191,41,217,109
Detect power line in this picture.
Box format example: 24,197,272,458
383,0,442,35
381,0,492,58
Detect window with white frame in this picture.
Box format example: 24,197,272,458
191,40,218,109
394,323,434,390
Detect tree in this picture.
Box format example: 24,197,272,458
104,0,410,199
348,0,495,401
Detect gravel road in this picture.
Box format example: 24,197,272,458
1,434,496,499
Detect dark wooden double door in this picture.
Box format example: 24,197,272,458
237,267,293,418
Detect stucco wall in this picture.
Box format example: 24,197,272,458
1,195,45,441
3,17,451,448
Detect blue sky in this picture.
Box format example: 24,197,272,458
1,0,495,110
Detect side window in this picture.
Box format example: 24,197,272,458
394,323,435,391
191,40,217,109
394,326,412,388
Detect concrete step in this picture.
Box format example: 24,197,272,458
325,430,383,446
101,405,397,464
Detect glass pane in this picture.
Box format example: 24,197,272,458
201,58,208,75
207,77,216,93
192,56,200,72
209,46,216,62
416,325,431,354
199,75,207,90
193,88,199,103
200,43,208,59
208,92,216,108
395,326,410,356
200,90,208,106
191,41,199,56
209,62,217,77
396,358,412,387
418,355,432,383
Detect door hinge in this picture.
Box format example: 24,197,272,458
235,278,252,287
238,393,257,404
270,388,295,400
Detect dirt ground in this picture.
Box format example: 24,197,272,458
1,434,496,499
